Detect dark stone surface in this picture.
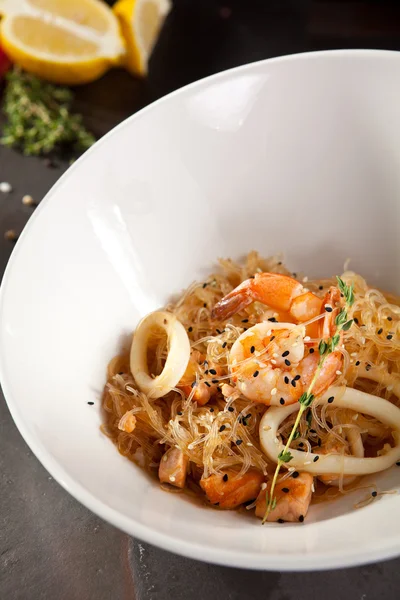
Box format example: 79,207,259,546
1,1,400,598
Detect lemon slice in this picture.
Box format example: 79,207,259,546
113,0,171,76
0,0,126,85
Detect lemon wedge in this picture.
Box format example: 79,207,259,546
113,0,171,76
0,0,126,85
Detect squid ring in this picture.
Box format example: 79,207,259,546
130,311,190,399
259,386,400,475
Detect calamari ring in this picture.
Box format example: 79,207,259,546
130,311,190,399
259,386,400,475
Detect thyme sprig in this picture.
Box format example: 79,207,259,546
1,68,95,156
262,277,355,524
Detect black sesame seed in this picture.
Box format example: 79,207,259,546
396,461,400,466
249,275,255,279
284,376,289,384
205,381,211,388
202,282,207,288
209,408,214,412
328,396,334,404
214,502,219,506
278,261,282,265
293,273,297,278
354,318,359,325
310,429,316,434
228,406,234,412
371,491,378,497
222,342,227,349
325,306,333,313
270,336,276,341
291,380,297,388
294,374,301,381
318,438,322,447
292,471,299,479
366,364,372,372
278,519,285,523
377,328,383,335
191,381,197,388
242,319,249,323
223,474,228,482
236,439,243,446
188,326,193,332
250,345,255,354
282,350,290,357
280,398,285,405
209,369,217,375
299,515,304,523
118,371,124,375
282,487,289,493
177,411,183,416
219,425,226,432
203,303,207,308
388,316,393,322
309,348,315,354
319,286,323,290
87,401,94,405
298,442,304,448
313,455,320,462
355,361,360,366
268,317,277,322
212,379,219,384
285,359,291,366
204,370,209,375
253,370,260,378
216,329,222,334
387,334,393,340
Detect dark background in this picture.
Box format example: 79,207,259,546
1,1,400,599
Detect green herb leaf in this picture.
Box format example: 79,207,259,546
278,450,293,463
299,392,314,408
293,430,300,440
319,340,327,356
335,309,347,327
306,410,312,427
342,319,354,332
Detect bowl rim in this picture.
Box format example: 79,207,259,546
1,49,400,571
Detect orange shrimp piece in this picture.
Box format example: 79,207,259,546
255,472,313,522
212,273,323,323
159,447,189,489
200,469,264,509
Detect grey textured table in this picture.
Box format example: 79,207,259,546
2,1,400,598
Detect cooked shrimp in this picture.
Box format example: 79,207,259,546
178,350,223,405
226,284,343,405
255,472,313,522
200,468,264,509
212,272,323,322
159,447,189,489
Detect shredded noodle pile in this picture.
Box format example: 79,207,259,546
101,252,400,506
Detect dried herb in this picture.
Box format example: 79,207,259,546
1,68,95,156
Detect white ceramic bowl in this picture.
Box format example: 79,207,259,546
1,50,400,571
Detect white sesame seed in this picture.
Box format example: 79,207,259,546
288,467,295,472
274,437,279,444
22,194,35,206
304,461,311,465
387,385,394,392
0,182,12,193
271,387,277,395
302,276,308,283
271,359,277,365
351,352,358,357
267,330,272,336
261,482,267,490
263,425,271,431
163,455,168,462
247,442,253,447
169,476,176,482
304,336,310,342
188,443,193,450
352,414,359,421
311,483,315,493
273,352,279,358
336,370,342,375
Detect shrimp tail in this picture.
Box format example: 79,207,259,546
212,273,304,321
